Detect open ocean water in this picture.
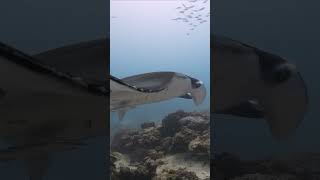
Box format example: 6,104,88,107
110,0,210,129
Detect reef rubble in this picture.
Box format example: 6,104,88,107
111,110,210,180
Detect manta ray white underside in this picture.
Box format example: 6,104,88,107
110,72,207,120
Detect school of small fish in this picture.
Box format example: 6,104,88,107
172,0,210,36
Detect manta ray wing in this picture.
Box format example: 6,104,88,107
0,42,107,96
34,39,108,83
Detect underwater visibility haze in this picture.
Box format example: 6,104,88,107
110,1,210,179
110,0,210,125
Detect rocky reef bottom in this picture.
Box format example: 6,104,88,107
213,152,320,180
110,110,320,180
111,110,210,180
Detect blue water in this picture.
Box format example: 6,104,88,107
110,1,210,128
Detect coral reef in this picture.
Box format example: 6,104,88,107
111,110,210,180
110,110,320,180
213,152,320,180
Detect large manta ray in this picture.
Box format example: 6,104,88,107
0,35,307,179
110,73,206,120
212,35,308,138
0,40,108,180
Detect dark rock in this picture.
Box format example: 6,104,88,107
147,149,165,160
171,127,199,153
112,165,152,180
188,132,210,155
157,168,200,180
141,122,155,129
179,116,209,132
161,110,188,137
162,137,173,152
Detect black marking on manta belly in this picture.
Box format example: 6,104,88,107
118,100,131,107
111,75,165,93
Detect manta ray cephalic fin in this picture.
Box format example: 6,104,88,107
117,110,127,121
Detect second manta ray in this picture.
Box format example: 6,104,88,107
110,72,206,120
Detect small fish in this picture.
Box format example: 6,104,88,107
200,20,207,23
182,3,194,11
194,7,206,12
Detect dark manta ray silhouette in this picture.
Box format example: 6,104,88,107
0,40,108,180
212,35,308,138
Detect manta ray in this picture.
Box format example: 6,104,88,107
212,35,308,138
110,72,206,120
0,39,109,180
0,34,308,179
